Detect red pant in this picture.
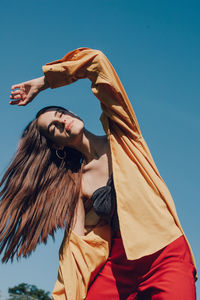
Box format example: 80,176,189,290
86,233,196,299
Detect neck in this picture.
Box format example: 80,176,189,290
74,129,108,163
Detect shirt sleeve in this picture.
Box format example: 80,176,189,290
42,47,142,140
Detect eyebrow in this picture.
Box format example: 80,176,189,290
47,111,58,134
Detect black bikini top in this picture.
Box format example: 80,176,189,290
91,175,119,231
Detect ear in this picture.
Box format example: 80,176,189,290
52,144,64,151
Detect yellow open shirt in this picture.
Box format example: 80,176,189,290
42,48,196,300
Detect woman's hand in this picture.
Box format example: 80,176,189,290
9,76,49,106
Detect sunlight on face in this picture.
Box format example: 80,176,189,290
37,108,84,147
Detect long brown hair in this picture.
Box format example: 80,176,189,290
0,106,84,262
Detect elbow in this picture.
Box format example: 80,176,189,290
94,50,107,63
89,50,109,76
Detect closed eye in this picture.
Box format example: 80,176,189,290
48,110,66,135
50,122,64,135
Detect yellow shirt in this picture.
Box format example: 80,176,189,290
42,48,195,300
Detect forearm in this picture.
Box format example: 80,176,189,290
38,75,50,91
42,48,101,88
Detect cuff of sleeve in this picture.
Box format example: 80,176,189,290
42,65,68,89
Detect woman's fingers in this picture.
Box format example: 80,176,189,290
10,85,27,102
10,89,22,96
11,84,24,90
9,77,44,106
17,101,28,106
10,93,22,99
10,95,20,100
9,99,21,105
9,93,27,105
9,98,29,106
10,94,24,101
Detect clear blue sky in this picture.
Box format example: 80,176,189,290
0,0,199,297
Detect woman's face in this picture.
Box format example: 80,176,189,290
37,108,84,148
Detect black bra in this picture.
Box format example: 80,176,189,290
91,175,119,231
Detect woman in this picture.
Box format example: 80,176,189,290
0,48,196,299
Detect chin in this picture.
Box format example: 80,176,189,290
73,119,84,135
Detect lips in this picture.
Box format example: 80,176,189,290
65,120,74,132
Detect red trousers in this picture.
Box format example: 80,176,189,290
86,233,196,300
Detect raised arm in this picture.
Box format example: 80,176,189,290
10,48,142,140
43,48,142,139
